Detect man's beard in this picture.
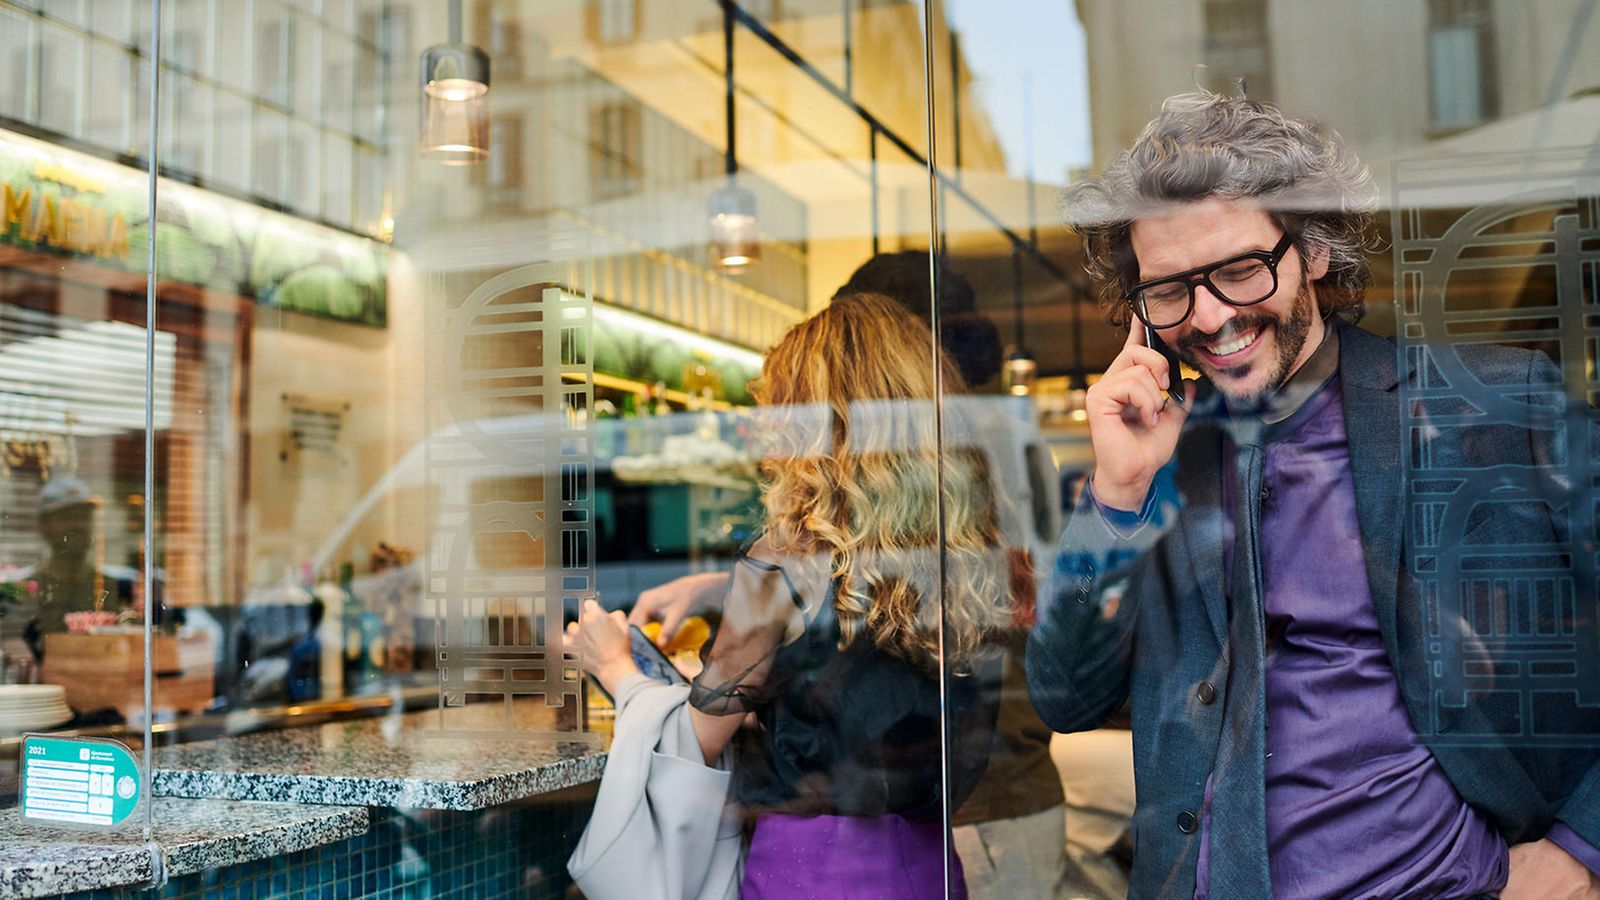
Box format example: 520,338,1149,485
1175,276,1315,407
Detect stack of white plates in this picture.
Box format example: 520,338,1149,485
0,684,73,734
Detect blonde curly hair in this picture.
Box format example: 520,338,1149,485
752,291,1005,673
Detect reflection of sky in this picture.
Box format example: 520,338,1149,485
944,0,1092,184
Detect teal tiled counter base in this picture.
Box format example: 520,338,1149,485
42,785,597,900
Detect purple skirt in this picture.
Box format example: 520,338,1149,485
740,812,966,899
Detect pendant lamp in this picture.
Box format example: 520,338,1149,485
420,0,490,164
710,0,758,272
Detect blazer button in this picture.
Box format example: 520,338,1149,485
1196,681,1216,705
1177,811,1198,834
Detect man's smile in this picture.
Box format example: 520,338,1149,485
1198,324,1266,363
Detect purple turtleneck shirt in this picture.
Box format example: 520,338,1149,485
1191,375,1511,899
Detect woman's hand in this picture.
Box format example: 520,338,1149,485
567,599,638,697
627,571,731,646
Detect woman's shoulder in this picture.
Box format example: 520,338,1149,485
740,537,832,620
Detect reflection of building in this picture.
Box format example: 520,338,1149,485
446,54,813,353
1076,0,1600,172
1072,0,1599,359
0,2,396,237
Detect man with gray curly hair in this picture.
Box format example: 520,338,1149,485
1028,92,1600,899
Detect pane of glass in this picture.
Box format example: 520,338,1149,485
929,1,1600,898
849,0,929,160
352,144,385,234
321,132,354,227
87,0,133,45
131,0,151,54
290,10,320,122
0,8,36,122
351,41,383,145
253,0,292,109
252,103,288,205
288,118,320,213
161,0,209,76
212,0,249,94
40,0,90,29
87,0,987,894
38,22,84,138
3,0,1597,895
160,69,209,176
86,41,132,151
209,88,251,191
321,31,356,135
0,0,154,845
930,2,1146,895
323,0,354,34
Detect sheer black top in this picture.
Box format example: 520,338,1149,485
688,543,1001,821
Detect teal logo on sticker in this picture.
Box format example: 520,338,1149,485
19,735,143,828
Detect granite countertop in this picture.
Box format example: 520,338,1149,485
153,701,608,810
0,797,367,899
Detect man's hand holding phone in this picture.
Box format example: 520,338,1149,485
1085,325,1194,512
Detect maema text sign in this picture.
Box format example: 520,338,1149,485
20,735,143,828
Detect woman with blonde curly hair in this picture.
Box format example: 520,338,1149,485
575,291,1007,898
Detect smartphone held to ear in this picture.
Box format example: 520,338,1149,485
1143,322,1187,407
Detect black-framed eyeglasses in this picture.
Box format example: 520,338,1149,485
1126,232,1297,330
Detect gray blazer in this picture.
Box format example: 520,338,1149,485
568,676,742,900
1027,320,1600,898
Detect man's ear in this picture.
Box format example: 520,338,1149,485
1303,241,1331,281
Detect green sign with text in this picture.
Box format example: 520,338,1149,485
19,735,143,828
0,127,389,327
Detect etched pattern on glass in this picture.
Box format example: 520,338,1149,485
425,248,598,741
1393,148,1600,746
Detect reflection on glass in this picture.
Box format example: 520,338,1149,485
420,41,491,165
419,91,490,164
576,291,1005,896
4,0,1591,896
708,180,761,272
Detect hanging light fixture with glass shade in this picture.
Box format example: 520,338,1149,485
1004,349,1039,396
1003,248,1038,396
709,181,759,273
710,0,759,273
1066,287,1090,421
420,0,490,164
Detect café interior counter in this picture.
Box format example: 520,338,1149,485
0,797,368,899
5,700,608,898
151,700,608,809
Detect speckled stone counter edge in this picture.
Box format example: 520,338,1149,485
161,803,369,876
0,800,369,900
0,846,151,900
153,749,608,810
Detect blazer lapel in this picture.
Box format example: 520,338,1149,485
1338,321,1409,660
1175,423,1230,648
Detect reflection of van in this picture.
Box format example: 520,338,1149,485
202,398,1061,706
302,409,760,618
946,395,1062,566
304,396,1059,615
